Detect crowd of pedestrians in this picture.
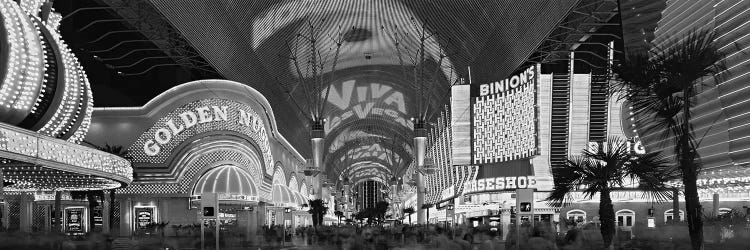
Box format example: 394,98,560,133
255,222,574,250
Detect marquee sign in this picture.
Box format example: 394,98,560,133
129,99,274,175
462,176,537,195
471,65,538,164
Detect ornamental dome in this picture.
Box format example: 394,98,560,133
0,1,93,143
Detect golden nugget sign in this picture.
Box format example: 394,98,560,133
144,105,269,156
129,99,273,169
462,176,537,194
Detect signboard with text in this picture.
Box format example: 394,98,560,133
135,207,154,230
471,65,539,164
65,208,84,233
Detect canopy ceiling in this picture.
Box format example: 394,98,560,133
140,0,585,186
61,0,613,186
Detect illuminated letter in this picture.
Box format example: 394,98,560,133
328,80,355,110
384,92,406,113
634,140,646,154
494,81,503,94
527,66,535,83
519,71,528,85
506,177,516,189
154,128,171,144
496,177,505,190
517,176,527,188
480,84,489,96
486,178,495,191
238,109,253,127
179,111,198,129
252,117,261,132
510,75,520,89
196,107,213,123
477,179,485,191
165,119,184,136
144,140,160,156
212,106,228,121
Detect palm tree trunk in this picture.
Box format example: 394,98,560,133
599,189,615,249
681,85,703,250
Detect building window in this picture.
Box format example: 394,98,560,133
616,209,635,227
566,210,586,223
664,209,685,222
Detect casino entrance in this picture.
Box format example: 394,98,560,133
189,165,261,238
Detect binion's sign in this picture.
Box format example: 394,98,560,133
587,138,646,155
462,176,537,195
478,66,537,97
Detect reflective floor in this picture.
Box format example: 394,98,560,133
2,224,749,250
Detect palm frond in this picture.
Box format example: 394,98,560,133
546,155,589,207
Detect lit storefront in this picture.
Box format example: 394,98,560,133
0,0,132,234
85,80,312,236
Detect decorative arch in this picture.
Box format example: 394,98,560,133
272,163,287,186
566,209,587,223
300,183,309,200
288,175,299,192
664,209,685,222
616,209,635,227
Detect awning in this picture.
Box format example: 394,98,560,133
0,123,133,191
272,184,298,207
192,165,258,202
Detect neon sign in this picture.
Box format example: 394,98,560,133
479,66,537,97
143,105,269,156
587,139,646,155
472,65,538,164
130,99,274,173
462,176,537,195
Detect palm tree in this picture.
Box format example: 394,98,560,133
402,207,415,225
546,137,674,249
307,199,328,227
95,143,132,233
614,29,727,250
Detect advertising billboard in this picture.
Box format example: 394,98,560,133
135,207,154,230
471,65,538,164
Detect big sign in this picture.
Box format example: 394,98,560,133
471,65,538,164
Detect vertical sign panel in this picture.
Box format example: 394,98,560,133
471,65,538,164
451,84,471,165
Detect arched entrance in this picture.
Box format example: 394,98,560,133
192,164,261,239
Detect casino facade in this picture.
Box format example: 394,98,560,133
84,80,317,235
